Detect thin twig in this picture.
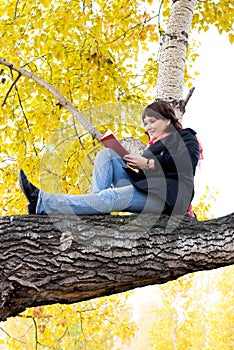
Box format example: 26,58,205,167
72,113,95,166
2,73,21,107
56,326,68,345
0,326,26,345
14,0,26,20
15,87,39,156
157,0,165,61
16,89,30,130
14,0,20,19
41,166,61,178
32,318,38,350
158,0,163,28
78,311,87,350
105,13,160,45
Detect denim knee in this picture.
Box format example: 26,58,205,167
96,188,120,212
98,148,121,160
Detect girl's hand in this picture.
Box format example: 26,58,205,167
123,154,149,169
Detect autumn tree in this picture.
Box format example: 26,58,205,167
0,0,233,327
1,293,136,349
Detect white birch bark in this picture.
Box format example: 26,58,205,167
156,0,197,119
0,58,102,140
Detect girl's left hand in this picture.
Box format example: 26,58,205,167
123,154,148,169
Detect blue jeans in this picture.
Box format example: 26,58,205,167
36,149,164,215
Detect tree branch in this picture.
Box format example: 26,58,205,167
180,86,195,113
183,86,195,107
15,86,39,156
0,58,102,141
2,73,21,107
0,213,233,321
104,13,160,45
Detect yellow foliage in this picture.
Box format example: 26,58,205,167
149,265,234,349
193,185,219,221
0,0,156,216
0,0,233,348
1,293,137,349
192,0,234,35
0,0,232,218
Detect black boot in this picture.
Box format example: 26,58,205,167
18,169,39,214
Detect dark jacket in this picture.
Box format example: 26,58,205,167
124,128,200,215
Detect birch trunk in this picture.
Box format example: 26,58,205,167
156,0,197,118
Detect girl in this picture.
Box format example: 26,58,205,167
19,101,200,216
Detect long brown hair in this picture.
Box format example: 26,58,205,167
142,100,182,131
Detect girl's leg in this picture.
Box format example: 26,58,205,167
36,185,165,215
91,148,132,193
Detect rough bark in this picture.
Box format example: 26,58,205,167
155,0,197,117
0,213,234,321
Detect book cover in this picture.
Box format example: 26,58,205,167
100,130,129,158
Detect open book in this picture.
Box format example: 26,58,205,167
100,130,129,158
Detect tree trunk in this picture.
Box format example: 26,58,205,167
155,0,197,117
0,213,234,321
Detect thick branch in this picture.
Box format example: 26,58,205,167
0,213,233,321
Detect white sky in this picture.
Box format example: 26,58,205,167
128,29,234,345
183,29,234,218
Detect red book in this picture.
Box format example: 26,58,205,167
100,130,129,158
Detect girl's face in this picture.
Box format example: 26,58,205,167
143,115,170,141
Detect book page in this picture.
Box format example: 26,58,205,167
100,130,129,158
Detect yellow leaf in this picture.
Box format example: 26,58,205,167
228,33,234,44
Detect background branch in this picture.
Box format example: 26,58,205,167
2,73,21,107
0,58,102,141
